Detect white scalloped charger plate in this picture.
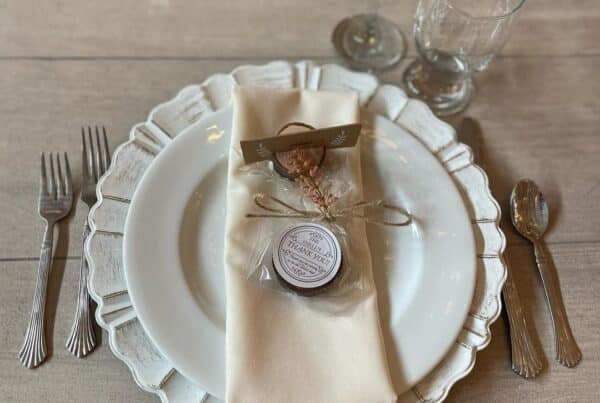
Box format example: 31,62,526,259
86,61,506,403
124,105,476,399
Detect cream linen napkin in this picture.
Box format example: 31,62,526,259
224,85,396,403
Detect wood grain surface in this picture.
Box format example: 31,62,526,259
0,1,598,402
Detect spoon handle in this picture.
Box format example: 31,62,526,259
533,240,582,367
502,262,545,378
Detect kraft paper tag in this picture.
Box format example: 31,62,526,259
240,123,361,164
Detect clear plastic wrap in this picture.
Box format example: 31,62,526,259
240,146,374,313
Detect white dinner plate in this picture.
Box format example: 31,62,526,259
124,105,476,399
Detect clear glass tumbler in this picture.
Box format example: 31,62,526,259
403,0,525,115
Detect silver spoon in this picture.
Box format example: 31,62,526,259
510,179,582,367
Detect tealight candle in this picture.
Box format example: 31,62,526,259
272,222,342,294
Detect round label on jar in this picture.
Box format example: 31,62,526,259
273,222,342,290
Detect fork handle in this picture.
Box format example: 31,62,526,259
502,263,544,378
533,240,582,367
19,222,54,368
66,220,96,357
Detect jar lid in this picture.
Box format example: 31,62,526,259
272,222,342,291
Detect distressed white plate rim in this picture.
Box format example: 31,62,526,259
86,60,507,403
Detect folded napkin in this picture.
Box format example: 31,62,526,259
224,86,396,403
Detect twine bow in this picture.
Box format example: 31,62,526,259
246,193,412,227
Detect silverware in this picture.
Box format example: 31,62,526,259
510,179,582,368
456,117,544,378
19,153,73,368
65,126,110,358
503,264,545,377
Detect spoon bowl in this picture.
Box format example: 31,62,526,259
510,179,549,241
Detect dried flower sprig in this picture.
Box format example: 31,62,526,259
286,147,337,214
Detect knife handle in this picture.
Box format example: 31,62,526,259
502,261,544,378
533,240,582,367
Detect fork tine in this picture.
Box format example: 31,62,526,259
81,127,89,182
40,153,49,196
95,126,104,176
102,126,111,170
63,153,72,196
55,153,65,196
49,152,57,199
87,126,97,182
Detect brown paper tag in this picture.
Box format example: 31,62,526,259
240,123,361,164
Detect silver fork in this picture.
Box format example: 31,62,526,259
65,126,110,358
19,153,73,368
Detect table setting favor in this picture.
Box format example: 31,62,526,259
18,1,582,402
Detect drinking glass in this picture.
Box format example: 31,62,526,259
333,2,405,71
403,0,525,115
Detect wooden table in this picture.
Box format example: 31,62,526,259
1,1,598,401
